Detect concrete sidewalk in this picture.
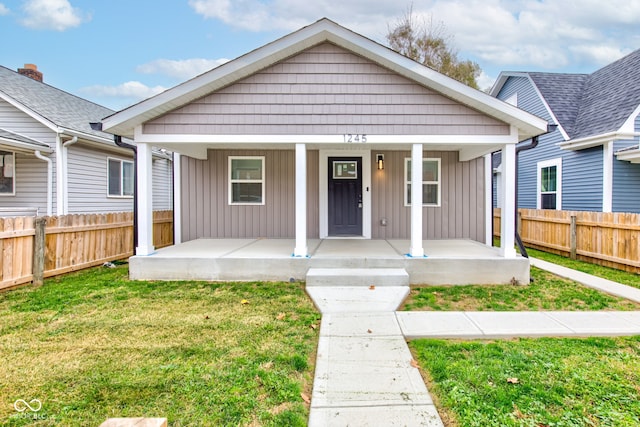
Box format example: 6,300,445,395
306,259,640,426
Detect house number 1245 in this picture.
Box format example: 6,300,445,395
343,134,367,143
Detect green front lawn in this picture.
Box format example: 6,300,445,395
411,337,640,426
402,267,640,311
0,265,320,426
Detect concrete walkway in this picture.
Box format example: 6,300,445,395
306,260,640,426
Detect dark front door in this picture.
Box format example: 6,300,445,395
328,157,363,236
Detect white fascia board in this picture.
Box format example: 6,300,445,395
102,19,548,141
620,104,640,133
558,131,640,151
0,91,58,132
615,146,640,163
133,133,519,145
0,137,53,154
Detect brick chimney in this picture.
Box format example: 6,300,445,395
17,64,43,82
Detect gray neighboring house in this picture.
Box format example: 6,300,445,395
0,64,173,217
491,49,640,213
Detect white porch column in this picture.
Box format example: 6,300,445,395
173,152,182,245
293,143,307,257
136,142,155,256
410,143,424,257
500,143,516,258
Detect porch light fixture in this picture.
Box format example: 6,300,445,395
376,154,384,170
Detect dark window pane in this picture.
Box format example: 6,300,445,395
423,184,438,204
541,193,556,209
122,162,134,196
232,183,262,203
108,160,121,196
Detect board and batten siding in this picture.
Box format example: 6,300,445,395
372,151,485,241
143,43,509,137
180,149,319,241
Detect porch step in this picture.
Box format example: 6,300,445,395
306,268,409,287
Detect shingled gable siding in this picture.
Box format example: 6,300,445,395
142,43,509,136
372,150,485,241
179,149,319,241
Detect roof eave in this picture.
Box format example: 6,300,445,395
558,131,640,151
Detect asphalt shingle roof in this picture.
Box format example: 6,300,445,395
0,65,116,143
528,49,640,140
528,72,588,137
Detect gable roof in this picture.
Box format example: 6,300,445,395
492,49,640,143
0,65,116,145
102,18,547,142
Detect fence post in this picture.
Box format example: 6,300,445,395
32,217,46,286
570,215,577,260
517,210,522,235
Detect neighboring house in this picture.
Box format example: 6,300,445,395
101,18,547,260
0,64,173,217
491,49,640,213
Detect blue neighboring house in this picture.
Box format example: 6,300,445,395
490,49,640,213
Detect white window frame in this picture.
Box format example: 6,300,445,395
228,156,265,205
537,158,562,210
0,150,15,196
107,157,134,198
404,157,441,207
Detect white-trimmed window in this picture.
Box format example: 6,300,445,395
0,150,15,196
404,158,441,206
229,156,265,205
537,158,562,210
108,158,134,197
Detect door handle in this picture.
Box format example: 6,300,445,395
358,194,362,208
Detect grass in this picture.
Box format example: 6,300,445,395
0,265,321,426
411,337,640,427
527,247,640,290
402,266,640,311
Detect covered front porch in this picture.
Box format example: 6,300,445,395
128,238,529,285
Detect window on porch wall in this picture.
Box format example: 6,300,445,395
0,151,15,195
229,156,265,205
404,158,441,206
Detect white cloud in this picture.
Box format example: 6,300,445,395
81,81,166,102
21,0,89,31
187,0,640,73
0,3,9,15
136,58,230,80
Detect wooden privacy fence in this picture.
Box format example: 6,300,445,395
494,208,640,273
0,210,173,291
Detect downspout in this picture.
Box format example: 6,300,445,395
113,135,138,251
514,123,558,258
62,136,78,214
34,151,52,217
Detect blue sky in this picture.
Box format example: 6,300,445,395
1,0,639,111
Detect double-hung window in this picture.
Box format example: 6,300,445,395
108,158,134,197
537,158,561,210
404,158,441,206
0,150,15,195
229,156,265,205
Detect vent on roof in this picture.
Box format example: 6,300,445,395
17,64,43,82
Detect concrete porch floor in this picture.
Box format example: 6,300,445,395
129,238,529,285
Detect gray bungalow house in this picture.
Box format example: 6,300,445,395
101,19,548,284
491,49,640,213
0,64,173,217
